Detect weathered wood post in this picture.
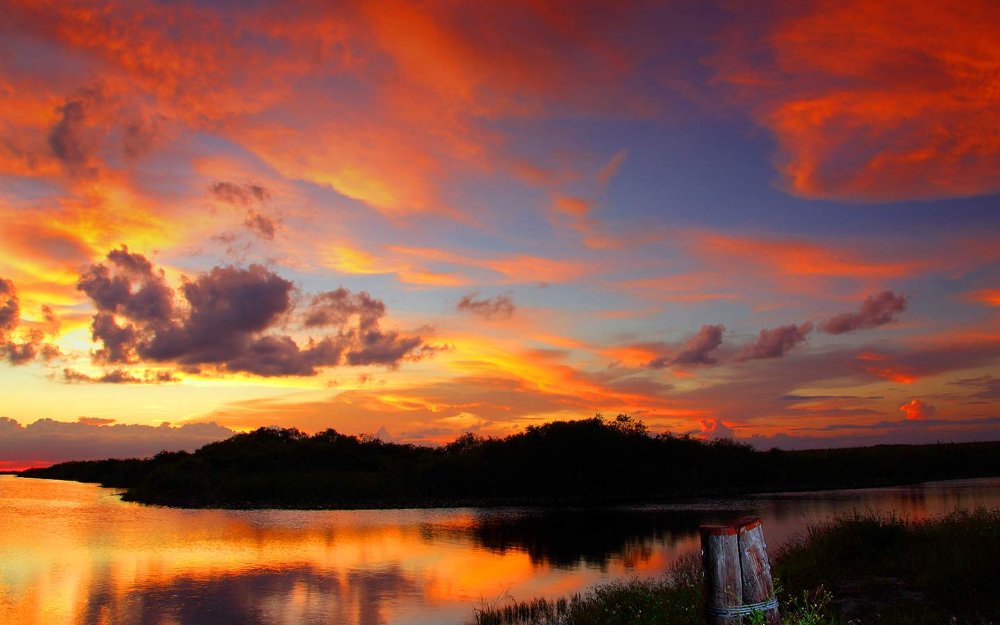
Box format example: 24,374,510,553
700,517,779,624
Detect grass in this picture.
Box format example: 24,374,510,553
468,508,1000,625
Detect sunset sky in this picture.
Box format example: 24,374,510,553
1,0,999,467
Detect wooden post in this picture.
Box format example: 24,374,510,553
700,517,779,624
700,524,742,625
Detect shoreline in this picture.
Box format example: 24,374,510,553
13,472,1000,512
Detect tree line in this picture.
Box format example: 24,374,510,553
20,415,1000,508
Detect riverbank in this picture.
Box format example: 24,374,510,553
17,418,1000,510
469,508,1000,625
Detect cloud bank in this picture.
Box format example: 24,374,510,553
0,417,234,470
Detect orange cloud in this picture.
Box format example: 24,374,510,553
965,289,1000,307
389,246,590,285
899,399,936,421
695,232,921,278
714,0,1000,201
856,351,917,384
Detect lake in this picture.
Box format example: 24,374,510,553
2,475,999,625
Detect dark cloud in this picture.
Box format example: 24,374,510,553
210,183,278,240
304,288,385,329
949,375,1000,401
303,288,427,370
244,211,277,240
122,114,164,160
0,277,19,334
781,394,883,401
744,415,1000,450
62,368,179,384
210,181,271,206
76,250,425,377
0,417,234,467
650,324,725,368
735,322,812,361
47,85,105,177
345,330,423,368
820,291,907,335
456,291,516,320
0,278,62,365
48,98,90,173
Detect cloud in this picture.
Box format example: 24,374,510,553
699,417,736,440
243,211,277,240
820,291,907,335
76,249,427,377
456,291,516,320
0,417,234,468
0,277,61,366
949,375,1000,401
304,288,385,330
735,322,813,361
209,182,278,241
899,398,937,420
712,0,1000,202
597,148,628,187
650,324,725,368
743,415,1000,450
0,278,18,335
48,88,99,176
210,181,271,206
552,196,591,217
62,368,178,384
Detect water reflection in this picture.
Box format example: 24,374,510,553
2,476,999,625
466,507,753,569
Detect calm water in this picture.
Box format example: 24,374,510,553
2,476,999,625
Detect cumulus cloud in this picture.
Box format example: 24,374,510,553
0,417,235,468
0,277,61,365
303,288,426,370
699,417,736,440
899,399,936,420
820,291,907,335
456,291,516,320
735,322,813,361
650,324,725,368
76,248,426,377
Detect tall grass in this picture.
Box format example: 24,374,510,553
469,508,1000,625
471,554,704,625
777,507,1000,624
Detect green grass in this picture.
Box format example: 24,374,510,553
468,508,1000,625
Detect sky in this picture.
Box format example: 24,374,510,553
1,0,999,468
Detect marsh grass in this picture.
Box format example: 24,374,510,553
469,508,1000,625
777,507,1000,624
471,554,704,625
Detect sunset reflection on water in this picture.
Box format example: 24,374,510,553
2,476,999,625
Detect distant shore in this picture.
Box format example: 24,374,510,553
18,417,1000,511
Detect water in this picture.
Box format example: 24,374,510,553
2,475,999,625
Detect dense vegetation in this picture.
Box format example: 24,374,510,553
470,508,1000,625
19,415,1000,509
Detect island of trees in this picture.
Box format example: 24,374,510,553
19,415,1000,509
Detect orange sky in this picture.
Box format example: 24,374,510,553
1,0,998,465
